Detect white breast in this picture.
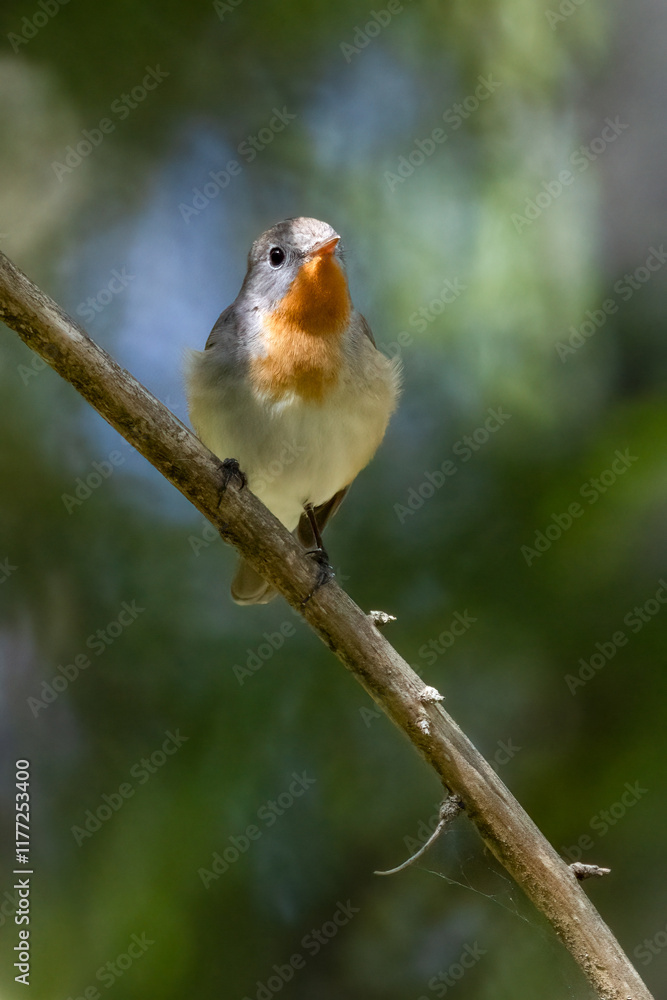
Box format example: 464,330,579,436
187,344,399,531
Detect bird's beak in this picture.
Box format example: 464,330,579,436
310,235,340,258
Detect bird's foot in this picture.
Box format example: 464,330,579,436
218,458,246,507
301,547,335,606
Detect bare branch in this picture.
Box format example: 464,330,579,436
0,250,653,1000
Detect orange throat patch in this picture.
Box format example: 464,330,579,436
252,253,351,403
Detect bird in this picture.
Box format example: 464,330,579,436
186,217,401,604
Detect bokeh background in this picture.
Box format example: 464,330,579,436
1,1,666,997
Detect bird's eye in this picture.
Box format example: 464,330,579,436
269,246,285,267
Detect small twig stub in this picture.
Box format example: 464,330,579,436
375,794,464,877
570,862,611,880
369,610,397,627
419,685,444,704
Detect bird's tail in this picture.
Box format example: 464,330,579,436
230,558,278,605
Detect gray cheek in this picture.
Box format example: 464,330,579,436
248,263,297,309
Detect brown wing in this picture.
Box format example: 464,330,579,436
296,487,350,549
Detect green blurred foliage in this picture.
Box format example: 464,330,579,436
0,0,666,997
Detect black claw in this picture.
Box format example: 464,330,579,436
301,548,335,606
219,458,247,495
305,544,330,564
